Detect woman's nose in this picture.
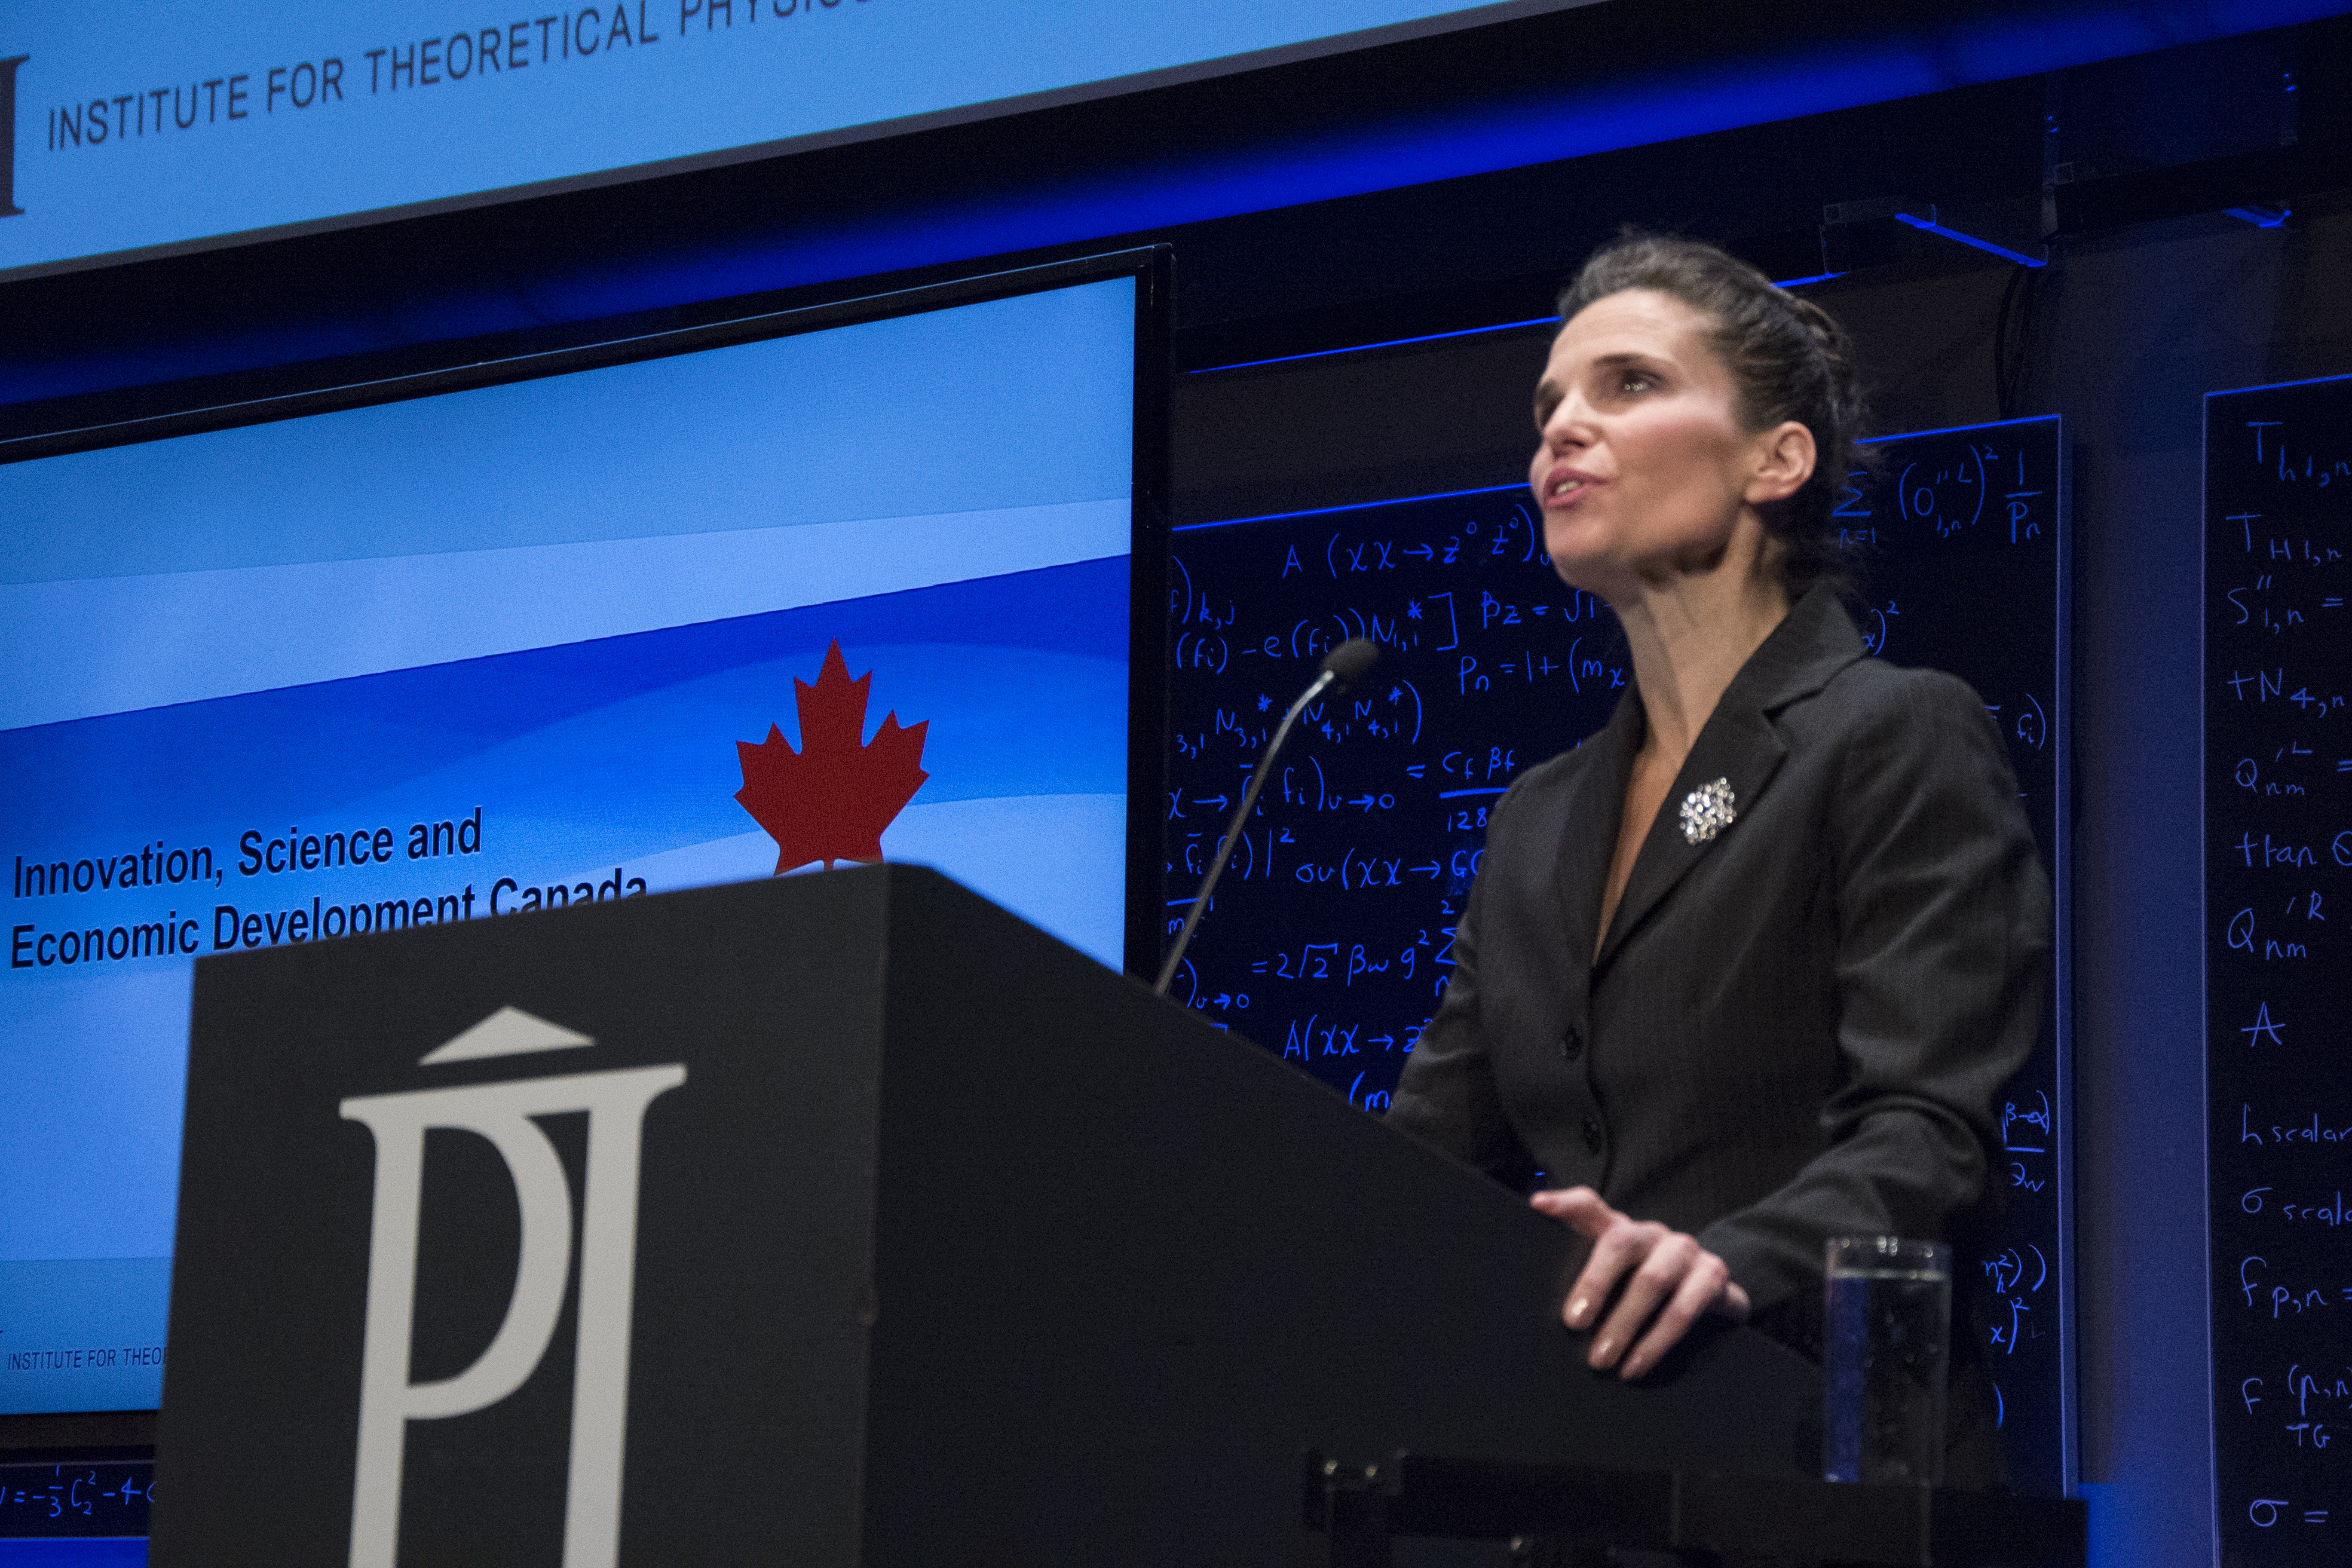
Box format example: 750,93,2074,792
1541,400,1591,452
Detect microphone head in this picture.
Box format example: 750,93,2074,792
1319,638,1380,693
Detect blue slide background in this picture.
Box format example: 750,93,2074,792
0,276,1136,1416
1,558,1128,1412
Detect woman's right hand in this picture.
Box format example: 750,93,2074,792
1530,1186,1750,1380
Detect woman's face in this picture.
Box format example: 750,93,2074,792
1529,288,1777,599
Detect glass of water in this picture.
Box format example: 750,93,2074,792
1823,1236,1950,1485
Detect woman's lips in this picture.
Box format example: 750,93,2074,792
1542,467,1603,506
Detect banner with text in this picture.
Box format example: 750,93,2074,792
0,0,1522,274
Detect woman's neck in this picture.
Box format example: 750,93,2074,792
1612,555,1792,765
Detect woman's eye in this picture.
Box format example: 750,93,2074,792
1619,372,1653,395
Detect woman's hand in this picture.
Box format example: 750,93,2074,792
1530,1186,1751,1380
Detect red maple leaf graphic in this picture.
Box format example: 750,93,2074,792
734,641,930,873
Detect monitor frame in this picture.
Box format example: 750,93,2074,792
2,243,1171,976
0,243,1172,1453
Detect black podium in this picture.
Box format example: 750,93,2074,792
151,866,1823,1566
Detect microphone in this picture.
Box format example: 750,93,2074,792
1154,638,1380,997
1319,636,1380,693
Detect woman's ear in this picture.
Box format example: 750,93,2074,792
1745,420,1817,506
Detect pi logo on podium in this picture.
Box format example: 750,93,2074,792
340,1007,685,1568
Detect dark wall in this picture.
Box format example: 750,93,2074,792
1169,197,2352,1564
1690,213,2352,1552
2038,210,2348,1557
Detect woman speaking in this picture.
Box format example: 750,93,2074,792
1386,235,2050,1462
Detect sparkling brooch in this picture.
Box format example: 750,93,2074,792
1678,777,1737,844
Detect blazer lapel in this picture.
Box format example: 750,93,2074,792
1592,584,1868,972
1593,707,1788,970
1549,692,1644,988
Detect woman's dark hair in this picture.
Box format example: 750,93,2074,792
1557,233,1869,598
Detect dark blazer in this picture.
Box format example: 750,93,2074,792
1387,584,2052,1328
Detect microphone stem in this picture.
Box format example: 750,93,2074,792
1155,669,1336,997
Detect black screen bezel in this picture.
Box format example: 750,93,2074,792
0,244,1172,1447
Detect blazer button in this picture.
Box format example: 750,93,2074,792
1560,1024,1584,1061
1581,1116,1603,1153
